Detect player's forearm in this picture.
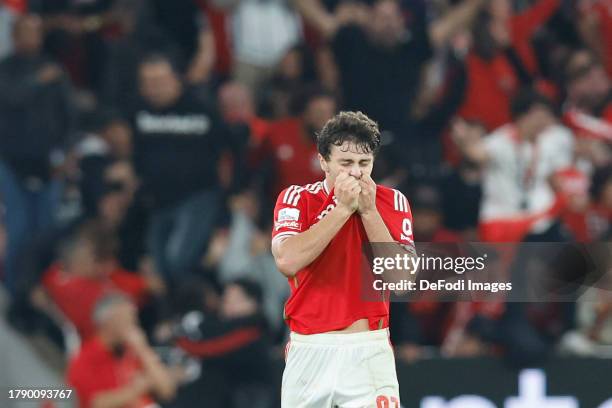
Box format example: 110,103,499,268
360,209,394,243
273,205,353,277
361,209,415,265
361,210,418,288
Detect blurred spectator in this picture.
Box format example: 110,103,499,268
458,0,561,131
440,119,484,237
577,0,612,78
215,191,289,335
252,85,333,202
562,48,612,125
395,41,469,181
218,80,270,147
0,14,74,294
214,0,302,93
296,0,485,132
147,0,217,88
129,53,245,283
554,165,592,241
32,221,164,342
174,278,273,408
587,165,612,239
0,0,24,59
67,293,177,408
76,110,133,161
407,184,463,242
30,0,119,92
258,44,317,119
455,89,573,241
78,159,138,229
100,0,183,109
6,159,142,342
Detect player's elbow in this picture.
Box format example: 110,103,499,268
275,256,300,278
272,238,301,277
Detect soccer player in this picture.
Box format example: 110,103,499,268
271,111,415,407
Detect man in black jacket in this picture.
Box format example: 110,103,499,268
129,54,246,283
173,278,273,408
0,14,74,294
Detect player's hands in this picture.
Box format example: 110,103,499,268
335,171,361,213
357,173,377,215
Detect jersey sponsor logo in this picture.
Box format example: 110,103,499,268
275,220,302,231
278,207,300,222
401,234,414,243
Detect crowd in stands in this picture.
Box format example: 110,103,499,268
0,0,611,406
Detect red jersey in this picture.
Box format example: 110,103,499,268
272,180,414,334
42,264,148,340
67,337,154,408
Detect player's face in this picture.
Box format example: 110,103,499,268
320,141,374,187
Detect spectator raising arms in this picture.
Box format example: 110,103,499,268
458,0,562,130
454,89,574,242
294,0,486,133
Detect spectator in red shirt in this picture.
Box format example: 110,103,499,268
34,221,164,341
67,293,177,408
459,0,561,130
253,85,336,201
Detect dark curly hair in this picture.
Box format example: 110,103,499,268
317,111,381,160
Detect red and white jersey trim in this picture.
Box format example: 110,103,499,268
393,189,409,213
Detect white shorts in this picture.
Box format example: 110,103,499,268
281,329,400,408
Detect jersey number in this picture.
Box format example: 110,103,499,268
401,218,412,241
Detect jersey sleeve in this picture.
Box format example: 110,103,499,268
385,189,416,251
271,185,308,244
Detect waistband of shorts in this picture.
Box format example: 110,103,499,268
289,328,390,345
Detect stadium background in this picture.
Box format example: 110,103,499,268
0,0,611,406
